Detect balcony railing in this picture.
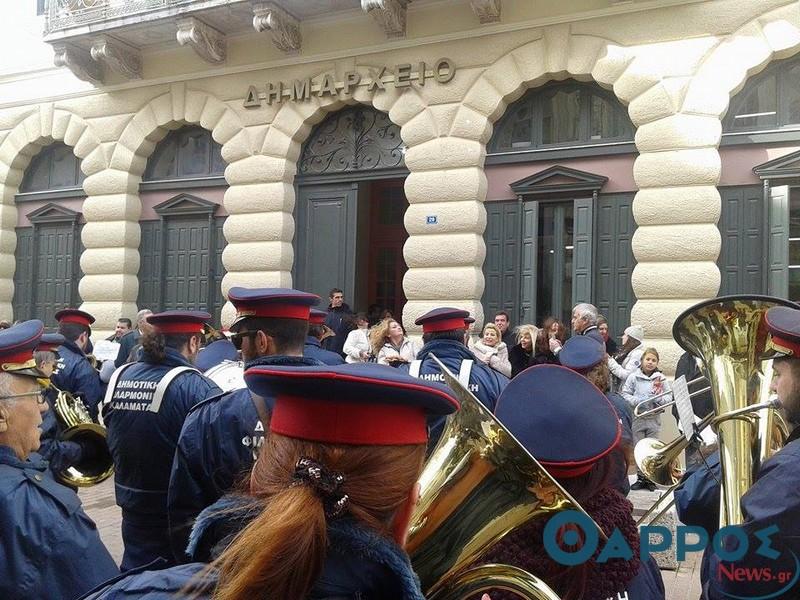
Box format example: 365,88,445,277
45,0,221,35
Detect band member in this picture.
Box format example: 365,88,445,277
0,320,118,599
168,288,324,561
402,307,508,445
81,363,460,599
481,365,665,600
52,309,103,420
304,309,346,365
103,310,221,571
675,305,800,599
558,334,634,496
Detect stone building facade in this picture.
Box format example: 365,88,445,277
1,0,799,370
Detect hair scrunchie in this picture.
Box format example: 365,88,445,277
292,456,350,518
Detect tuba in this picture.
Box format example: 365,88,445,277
406,355,605,600
672,295,797,527
52,385,114,487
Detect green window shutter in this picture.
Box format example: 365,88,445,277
717,186,764,296
768,185,790,298
572,197,594,305
520,200,538,325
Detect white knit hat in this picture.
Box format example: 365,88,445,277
624,325,644,342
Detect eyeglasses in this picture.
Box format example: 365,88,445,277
230,330,258,351
0,389,48,405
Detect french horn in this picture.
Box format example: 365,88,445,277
406,355,605,600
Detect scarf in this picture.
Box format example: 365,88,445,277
478,487,642,600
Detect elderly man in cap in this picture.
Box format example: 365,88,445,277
103,310,221,571
168,288,325,562
403,307,508,445
675,305,800,600
0,321,118,599
52,308,103,420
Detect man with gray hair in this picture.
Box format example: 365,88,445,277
550,302,601,355
114,309,154,368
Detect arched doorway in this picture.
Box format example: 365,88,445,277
294,105,408,317
137,125,227,323
13,142,85,324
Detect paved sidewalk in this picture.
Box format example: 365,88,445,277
80,479,703,598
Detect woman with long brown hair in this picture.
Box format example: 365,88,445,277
371,318,418,367
82,363,460,600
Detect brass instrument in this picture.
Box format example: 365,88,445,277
633,375,710,419
407,355,606,600
672,295,797,527
52,385,114,487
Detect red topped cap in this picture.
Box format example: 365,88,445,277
147,310,210,335
37,333,65,354
228,287,320,329
309,309,327,326
54,309,95,327
415,307,471,334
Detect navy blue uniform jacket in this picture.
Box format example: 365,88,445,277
675,430,800,599
104,348,220,521
304,336,346,365
53,340,103,420
0,446,118,599
37,391,83,481
167,355,321,561
400,338,508,445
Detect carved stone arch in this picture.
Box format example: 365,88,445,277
0,105,102,320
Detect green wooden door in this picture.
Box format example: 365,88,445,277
594,193,635,334
718,186,765,296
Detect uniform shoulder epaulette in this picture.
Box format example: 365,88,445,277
187,388,236,415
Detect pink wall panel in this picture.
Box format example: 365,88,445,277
16,198,85,227
139,186,227,220
719,145,800,186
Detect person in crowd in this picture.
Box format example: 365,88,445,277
373,318,418,367
558,335,634,496
479,365,664,600
114,309,153,367
51,309,104,420
80,363,461,600
107,318,132,342
494,311,515,347
0,320,10,330
343,313,372,363
195,338,239,374
34,332,88,486
508,324,539,378
0,320,119,599
402,307,508,446
608,325,646,389
571,303,600,337
168,288,324,562
103,311,222,571
533,321,561,366
471,323,512,378
672,350,713,471
305,309,346,366
597,315,618,356
620,347,671,491
674,305,800,599
322,288,354,358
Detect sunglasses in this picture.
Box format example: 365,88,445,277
230,330,259,351
0,389,48,405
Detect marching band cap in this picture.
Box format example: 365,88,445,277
146,310,210,335
464,316,476,326
415,307,471,334
0,320,45,378
309,309,327,326
559,335,606,372
244,362,460,446
765,306,800,358
196,339,239,372
54,308,95,328
228,287,320,330
37,333,65,355
494,365,620,479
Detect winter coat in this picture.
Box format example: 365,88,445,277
471,340,512,378
167,355,323,563
81,495,426,600
0,446,118,600
304,336,346,365
675,429,800,599
343,328,371,363
52,339,104,420
608,345,645,390
322,303,354,357
103,347,221,570
377,338,418,366
114,330,141,368
508,343,535,378
620,367,670,427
